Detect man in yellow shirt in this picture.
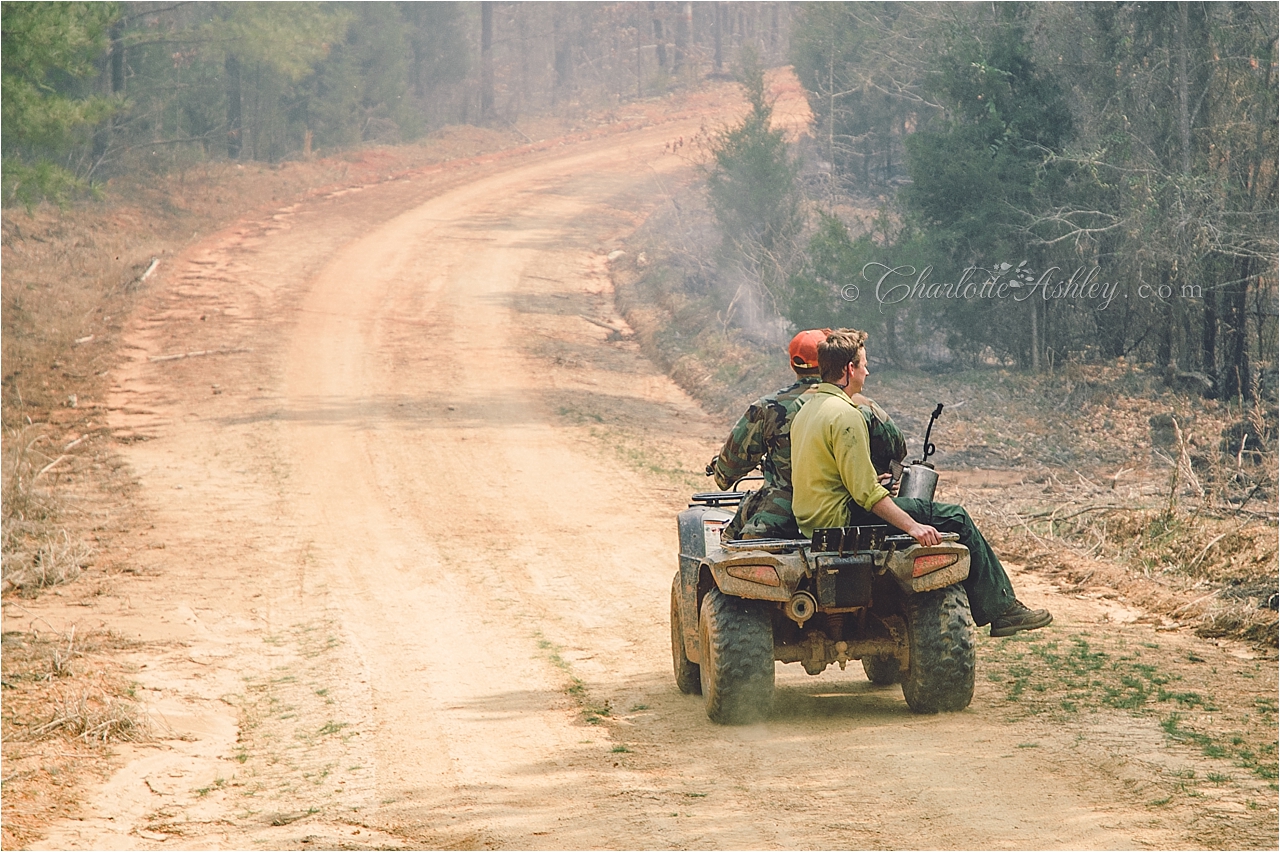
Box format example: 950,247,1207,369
791,329,1052,637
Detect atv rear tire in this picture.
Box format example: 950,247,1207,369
698,587,774,724
861,654,902,685
902,584,975,713
671,574,701,695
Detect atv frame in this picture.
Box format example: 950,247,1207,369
672,490,977,723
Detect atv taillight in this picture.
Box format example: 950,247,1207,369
725,564,781,586
912,552,959,577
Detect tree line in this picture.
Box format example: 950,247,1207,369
6,2,1275,397
2,1,793,206
712,2,1276,399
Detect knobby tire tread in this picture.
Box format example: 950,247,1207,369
699,587,774,724
902,584,975,713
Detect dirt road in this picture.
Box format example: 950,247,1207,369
13,92,1270,850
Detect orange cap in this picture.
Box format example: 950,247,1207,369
788,329,829,369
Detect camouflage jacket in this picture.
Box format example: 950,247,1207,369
710,377,823,491
856,399,908,475
711,378,906,491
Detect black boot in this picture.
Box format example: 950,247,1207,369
989,599,1053,637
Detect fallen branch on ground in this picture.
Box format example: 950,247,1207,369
148,347,251,363
578,315,627,335
33,455,69,481
1020,504,1144,522
137,257,159,284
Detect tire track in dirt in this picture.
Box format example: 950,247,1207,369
274,139,798,848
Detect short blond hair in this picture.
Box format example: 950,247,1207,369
817,328,868,382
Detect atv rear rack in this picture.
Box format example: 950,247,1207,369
720,537,807,553
689,491,747,508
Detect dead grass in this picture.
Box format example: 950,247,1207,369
23,689,151,745
1,627,148,847
956,394,1278,649
2,426,96,596
973,499,1279,647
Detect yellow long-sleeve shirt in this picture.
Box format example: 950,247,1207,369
791,383,891,537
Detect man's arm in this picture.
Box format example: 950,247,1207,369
709,405,767,490
826,401,930,542
830,410,890,511
869,496,941,546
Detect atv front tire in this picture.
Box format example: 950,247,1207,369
861,654,902,686
902,584,975,713
671,574,701,695
698,587,774,724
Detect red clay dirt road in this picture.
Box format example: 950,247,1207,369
15,92,1232,850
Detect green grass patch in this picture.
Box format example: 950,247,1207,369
983,630,1274,781
534,631,611,725
557,405,604,424
587,425,701,487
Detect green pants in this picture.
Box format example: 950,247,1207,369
848,497,1014,626
724,486,800,540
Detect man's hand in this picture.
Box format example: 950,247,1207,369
705,459,717,477
877,471,899,497
905,522,942,547
871,495,940,546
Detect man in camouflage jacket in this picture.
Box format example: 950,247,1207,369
708,330,907,540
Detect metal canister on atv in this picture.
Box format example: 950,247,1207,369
894,402,944,501
897,462,938,501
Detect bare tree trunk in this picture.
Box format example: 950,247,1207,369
110,19,124,96
517,5,530,117
713,4,723,72
481,1,494,122
1156,268,1174,369
826,42,836,206
1201,272,1218,391
1223,259,1253,401
92,18,125,166
248,61,261,159
635,5,643,98
1030,299,1040,372
553,8,573,101
226,54,242,159
651,3,666,68
885,311,900,366
1177,1,1192,175
674,2,691,71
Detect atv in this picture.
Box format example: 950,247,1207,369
672,408,976,723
